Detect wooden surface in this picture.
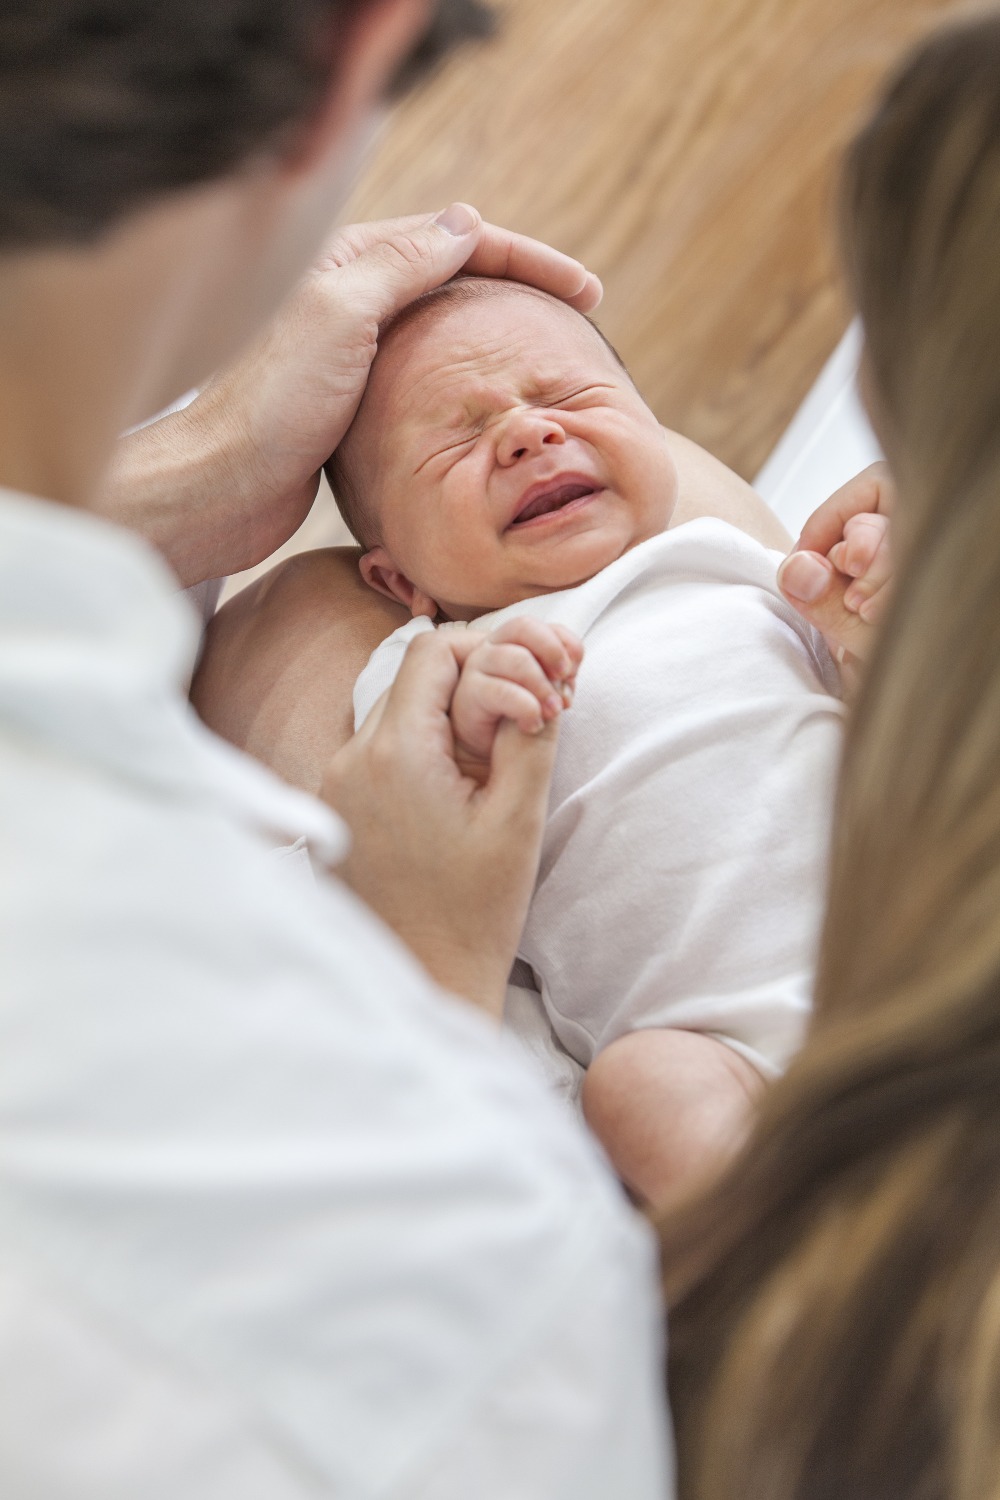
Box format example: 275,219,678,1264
224,0,977,596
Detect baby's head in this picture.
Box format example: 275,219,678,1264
326,278,677,620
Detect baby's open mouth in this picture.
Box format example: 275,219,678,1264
508,479,601,528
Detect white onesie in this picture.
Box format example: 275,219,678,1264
355,519,844,1101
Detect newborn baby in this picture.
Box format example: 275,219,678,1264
326,278,844,1203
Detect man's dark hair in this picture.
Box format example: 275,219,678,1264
0,0,493,249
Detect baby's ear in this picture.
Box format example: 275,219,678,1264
359,548,438,619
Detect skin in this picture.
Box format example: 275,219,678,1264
192,399,894,1212
0,0,895,1203
350,286,681,619
3,0,615,1019
195,289,805,1207
778,460,894,673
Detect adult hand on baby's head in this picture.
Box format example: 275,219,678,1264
777,461,895,694
321,625,563,1019
179,209,601,581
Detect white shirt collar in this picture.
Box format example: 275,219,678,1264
0,487,347,863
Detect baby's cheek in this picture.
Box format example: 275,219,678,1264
607,425,678,527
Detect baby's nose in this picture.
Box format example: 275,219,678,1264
497,409,566,465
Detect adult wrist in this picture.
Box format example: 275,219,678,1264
105,384,284,588
401,926,509,1022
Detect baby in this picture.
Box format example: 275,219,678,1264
326,278,844,1203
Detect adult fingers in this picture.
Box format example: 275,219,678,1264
338,205,489,326
777,550,879,663
794,461,895,559
481,715,562,831
460,223,602,312
335,206,602,326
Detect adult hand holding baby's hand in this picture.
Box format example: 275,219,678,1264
128,208,602,586
451,619,583,777
321,625,564,1019
777,461,895,693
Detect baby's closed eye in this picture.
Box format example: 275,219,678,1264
544,383,617,409
415,430,480,475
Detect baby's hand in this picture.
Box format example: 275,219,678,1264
828,509,892,626
451,617,583,769
778,461,895,691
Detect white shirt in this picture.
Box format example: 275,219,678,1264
356,522,844,1096
0,489,671,1498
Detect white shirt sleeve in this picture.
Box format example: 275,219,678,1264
2,769,671,1499
1,487,673,1496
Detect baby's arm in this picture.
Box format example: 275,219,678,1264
451,618,583,776
581,1028,764,1211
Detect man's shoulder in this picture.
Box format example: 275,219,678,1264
0,731,664,1493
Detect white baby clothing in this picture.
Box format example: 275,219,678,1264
355,519,845,1090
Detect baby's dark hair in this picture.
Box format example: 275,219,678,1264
324,277,630,550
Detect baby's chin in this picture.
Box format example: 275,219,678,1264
434,518,663,619
516,503,670,593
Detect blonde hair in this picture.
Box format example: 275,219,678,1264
661,17,1000,1498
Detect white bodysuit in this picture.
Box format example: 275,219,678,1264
355,519,845,1100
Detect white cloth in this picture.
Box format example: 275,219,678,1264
0,489,671,1498
356,520,844,1087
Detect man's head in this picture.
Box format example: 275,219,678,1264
0,1,494,434
326,278,678,619
0,1,491,249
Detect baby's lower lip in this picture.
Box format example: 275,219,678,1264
507,488,605,531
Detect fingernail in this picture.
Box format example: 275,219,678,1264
559,682,574,708
778,553,829,603
844,583,866,611
434,202,479,237
545,695,563,718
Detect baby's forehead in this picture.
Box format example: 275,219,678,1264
377,281,619,390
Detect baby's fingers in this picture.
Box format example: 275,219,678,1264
778,549,879,666
550,624,585,678
470,675,554,736
828,511,890,574
489,616,582,689
473,643,566,720
836,514,892,619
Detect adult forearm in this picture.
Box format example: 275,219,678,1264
101,387,290,588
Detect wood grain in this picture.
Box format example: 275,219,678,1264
346,0,977,477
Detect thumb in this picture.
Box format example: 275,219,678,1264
483,716,561,834
777,550,877,663
344,204,484,324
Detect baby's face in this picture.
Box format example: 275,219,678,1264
349,288,678,618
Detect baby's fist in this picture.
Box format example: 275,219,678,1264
451,617,583,767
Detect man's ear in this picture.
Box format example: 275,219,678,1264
279,0,429,178
359,547,439,619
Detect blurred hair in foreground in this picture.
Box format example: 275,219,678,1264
661,14,1000,1500
0,0,493,249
